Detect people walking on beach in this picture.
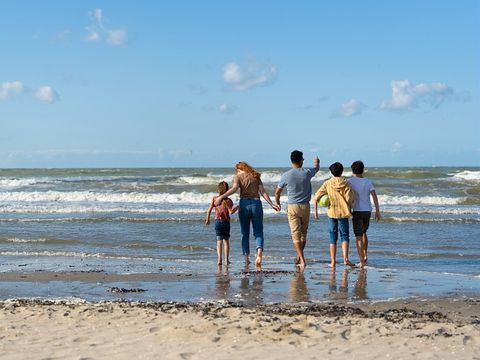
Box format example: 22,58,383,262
275,150,319,268
214,161,280,268
205,181,238,265
348,160,381,267
314,162,355,268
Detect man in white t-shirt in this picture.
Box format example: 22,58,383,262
347,161,381,267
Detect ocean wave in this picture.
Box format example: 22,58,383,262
378,194,464,205
385,217,480,224
0,250,157,261
0,190,219,204
451,170,480,182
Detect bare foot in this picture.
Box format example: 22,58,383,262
329,262,336,268
217,259,222,265
255,250,263,268
296,262,306,268
364,257,368,264
294,256,300,265
344,259,356,267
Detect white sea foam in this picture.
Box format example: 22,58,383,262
0,178,47,188
378,194,464,205
451,170,480,182
0,190,219,204
0,250,156,261
4,238,48,243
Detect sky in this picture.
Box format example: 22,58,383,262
0,0,479,168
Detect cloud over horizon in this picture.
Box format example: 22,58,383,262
85,8,127,46
0,81,59,104
380,80,468,112
222,60,277,91
332,99,366,118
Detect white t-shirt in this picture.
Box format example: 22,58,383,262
347,177,375,212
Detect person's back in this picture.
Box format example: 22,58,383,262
348,176,374,212
281,167,316,204
347,160,381,268
275,150,319,268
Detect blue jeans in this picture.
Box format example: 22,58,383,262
328,217,350,245
238,198,264,255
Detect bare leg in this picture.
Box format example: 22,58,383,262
329,244,336,268
342,241,355,267
224,239,230,264
244,255,250,265
255,248,263,268
293,241,306,267
363,233,369,263
355,235,366,268
216,240,222,265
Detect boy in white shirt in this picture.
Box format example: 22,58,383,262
347,161,381,267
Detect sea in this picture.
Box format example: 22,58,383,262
0,167,479,303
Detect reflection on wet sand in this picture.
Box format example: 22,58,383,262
214,265,231,299
353,269,368,300
327,268,349,300
239,264,264,305
327,268,369,301
288,271,309,303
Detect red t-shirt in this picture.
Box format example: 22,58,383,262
212,197,233,222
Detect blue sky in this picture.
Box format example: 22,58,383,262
0,0,478,167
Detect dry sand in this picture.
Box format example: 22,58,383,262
1,298,479,359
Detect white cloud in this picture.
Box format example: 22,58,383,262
1,81,59,104
219,103,237,114
222,60,277,91
107,29,127,45
380,80,457,111
333,99,366,118
0,81,24,101
35,86,59,104
84,8,127,46
392,142,404,153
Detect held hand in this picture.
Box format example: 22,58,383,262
272,204,281,212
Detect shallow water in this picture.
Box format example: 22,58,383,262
0,167,479,302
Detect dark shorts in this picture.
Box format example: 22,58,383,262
352,211,371,237
215,220,230,240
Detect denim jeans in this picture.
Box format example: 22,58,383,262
328,217,350,245
238,198,264,255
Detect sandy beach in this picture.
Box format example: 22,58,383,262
1,297,479,359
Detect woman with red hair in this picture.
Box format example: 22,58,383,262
215,161,280,267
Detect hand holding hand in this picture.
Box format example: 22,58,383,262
272,203,281,212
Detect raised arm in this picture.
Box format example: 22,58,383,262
371,190,381,221
259,180,280,211
313,156,320,173
214,176,240,206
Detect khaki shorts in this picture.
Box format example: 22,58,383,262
287,204,311,243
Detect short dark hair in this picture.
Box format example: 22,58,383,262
351,160,365,175
329,162,344,177
290,150,303,164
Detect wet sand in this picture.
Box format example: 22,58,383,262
0,298,479,359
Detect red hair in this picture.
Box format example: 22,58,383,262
235,161,260,179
